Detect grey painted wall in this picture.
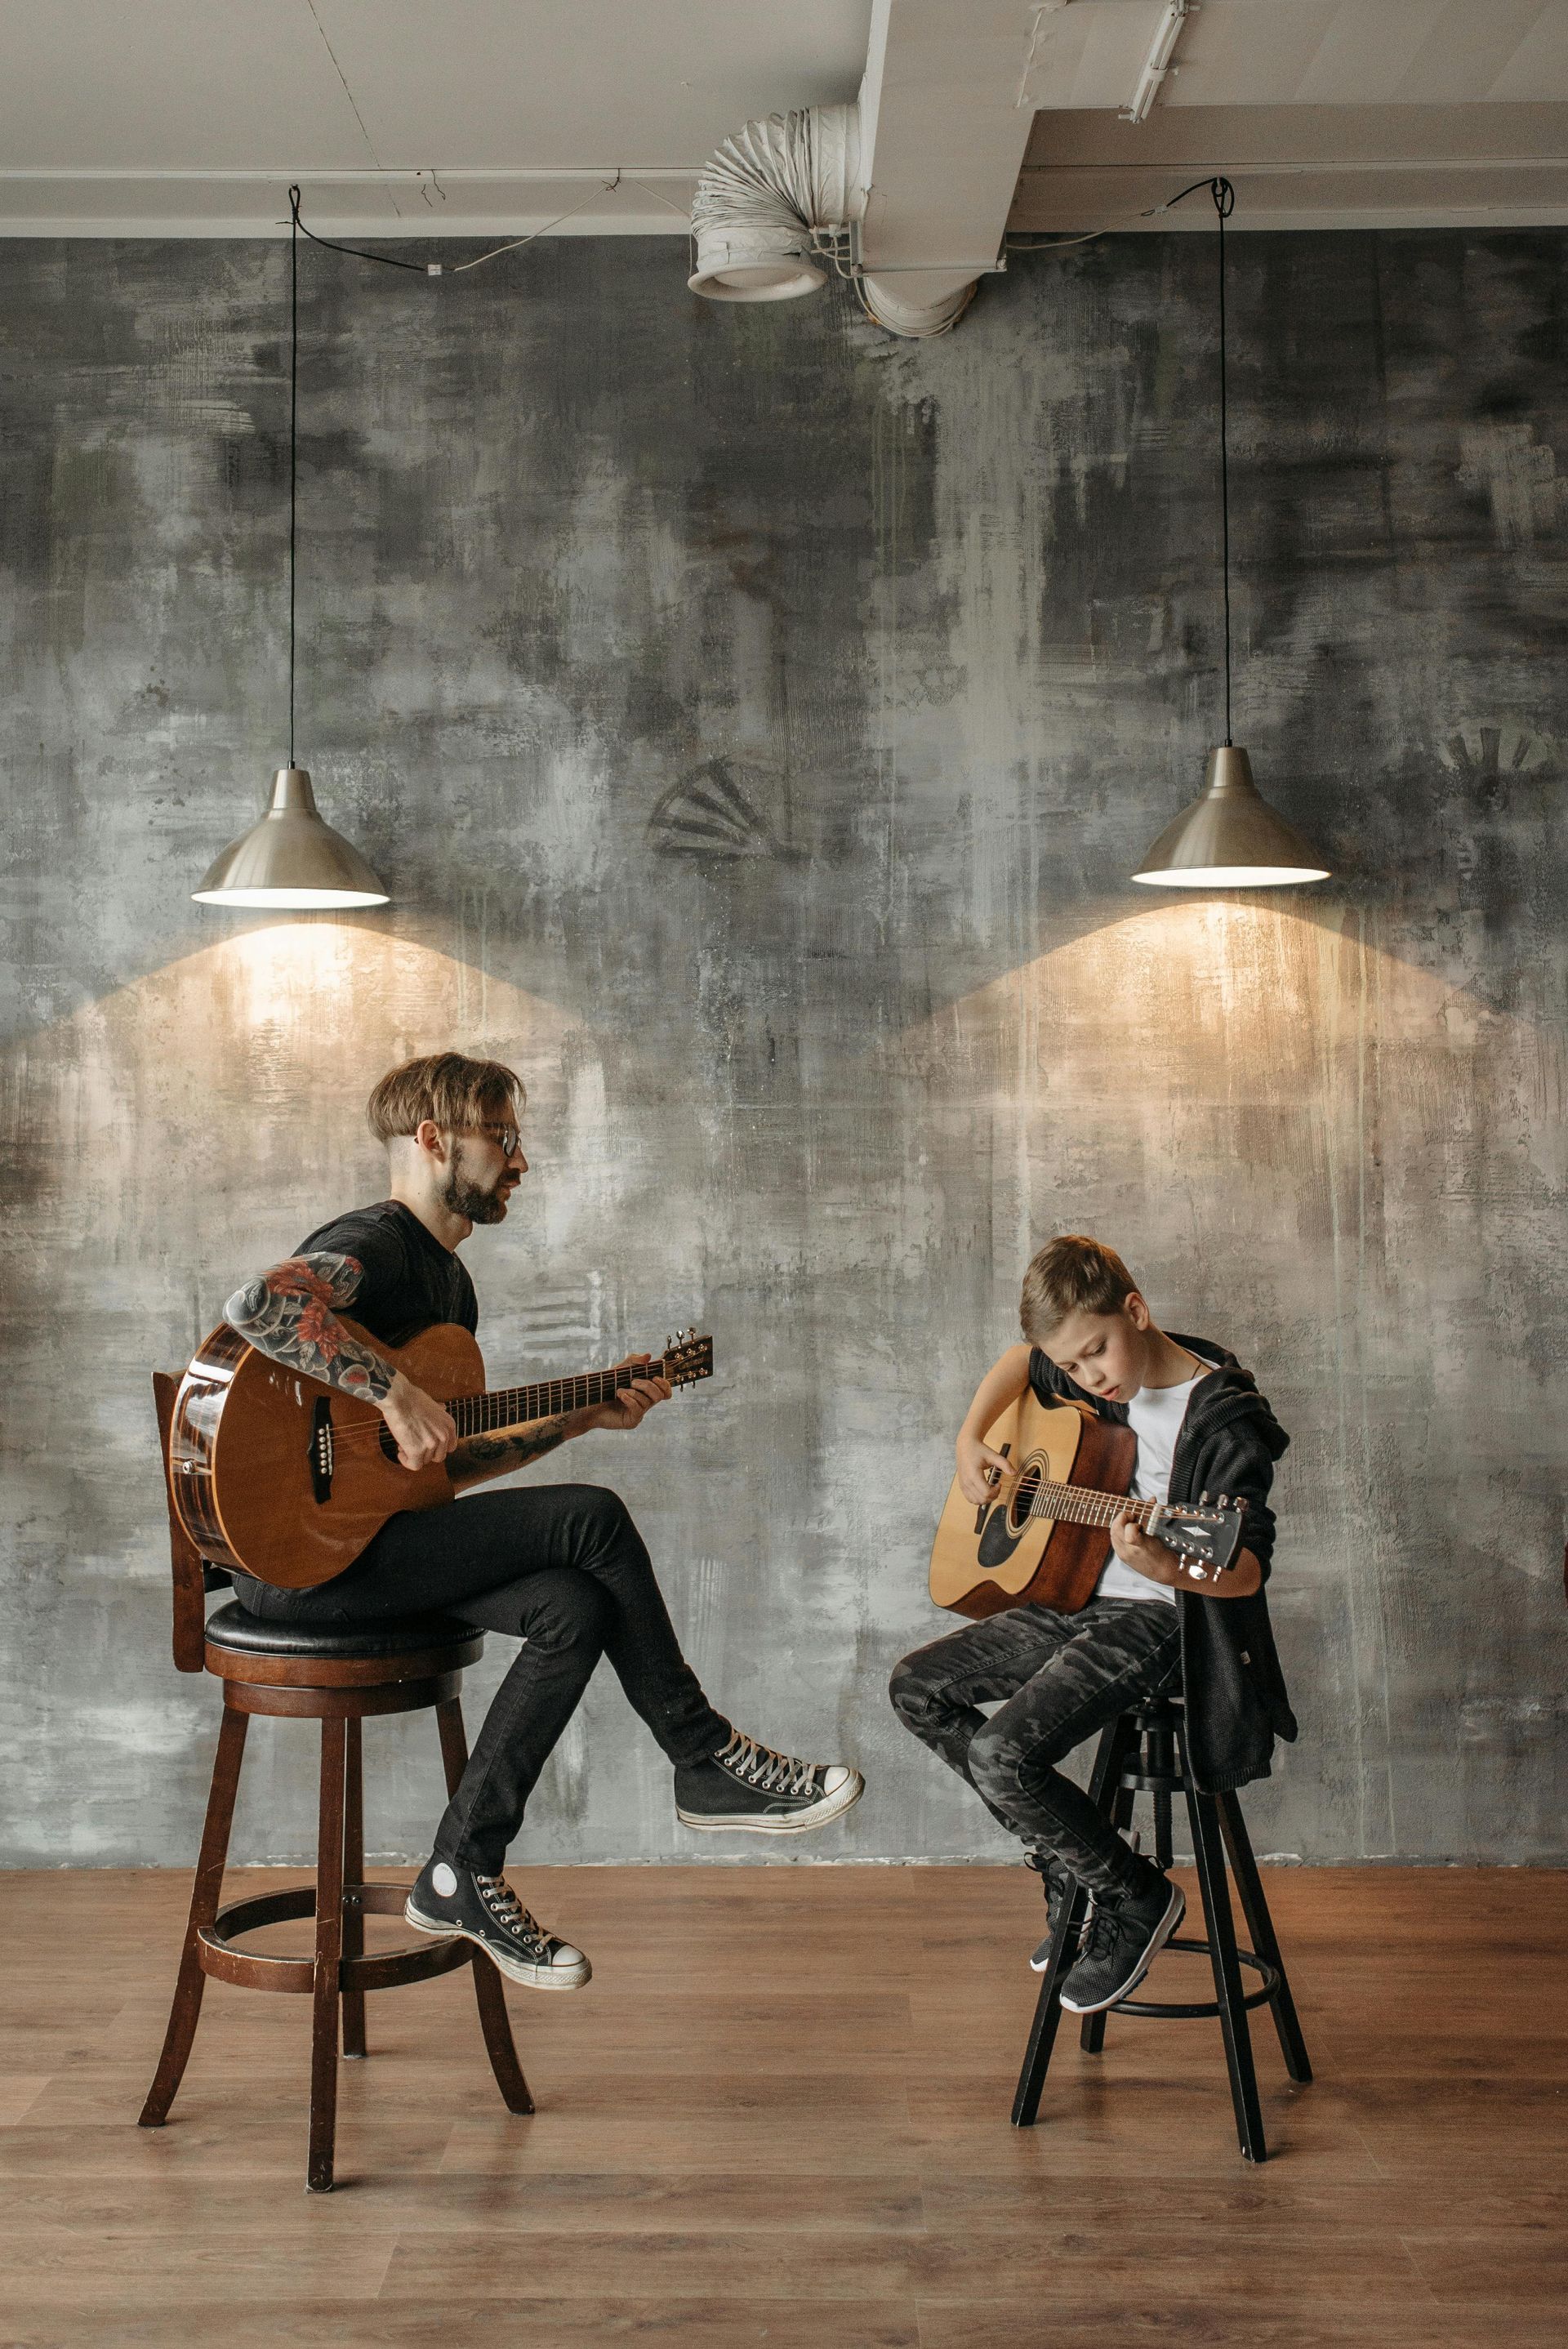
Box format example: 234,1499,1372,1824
3,231,1566,1869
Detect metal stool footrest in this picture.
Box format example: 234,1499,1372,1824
1114,1934,1281,2021
197,1881,473,1995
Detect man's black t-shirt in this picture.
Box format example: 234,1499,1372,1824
296,1200,478,1348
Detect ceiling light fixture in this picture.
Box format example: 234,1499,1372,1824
194,186,390,912
1132,178,1330,890
1121,0,1190,127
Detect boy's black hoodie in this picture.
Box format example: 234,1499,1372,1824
1028,1335,1297,1793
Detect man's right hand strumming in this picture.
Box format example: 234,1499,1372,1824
381,1371,459,1470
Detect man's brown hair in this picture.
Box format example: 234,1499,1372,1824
1020,1234,1138,1340
367,1052,525,1146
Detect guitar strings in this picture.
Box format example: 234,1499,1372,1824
320,1363,701,1454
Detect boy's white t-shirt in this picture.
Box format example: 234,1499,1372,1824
1094,1355,1216,1606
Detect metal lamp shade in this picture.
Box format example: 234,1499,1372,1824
1131,747,1329,888
192,769,390,908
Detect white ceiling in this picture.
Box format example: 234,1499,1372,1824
1025,0,1568,110
1016,1,1568,230
2,0,1567,245
0,0,871,234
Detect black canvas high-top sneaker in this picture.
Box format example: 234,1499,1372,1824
675,1732,863,1834
405,1858,591,1990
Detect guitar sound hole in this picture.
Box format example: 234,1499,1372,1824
1009,1467,1041,1532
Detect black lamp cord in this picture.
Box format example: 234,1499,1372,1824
288,186,300,770
1150,174,1238,751
1212,175,1235,747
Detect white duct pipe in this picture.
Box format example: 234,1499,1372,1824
687,104,973,337
688,105,862,302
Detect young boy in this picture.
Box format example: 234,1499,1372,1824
889,1235,1295,2014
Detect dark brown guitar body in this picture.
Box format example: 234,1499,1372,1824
170,1317,715,1590
170,1318,482,1590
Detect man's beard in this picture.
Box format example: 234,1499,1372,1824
441,1143,512,1225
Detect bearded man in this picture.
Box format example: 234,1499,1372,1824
223,1051,862,1990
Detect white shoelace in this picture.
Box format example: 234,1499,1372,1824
716,1731,822,1798
476,1872,550,1953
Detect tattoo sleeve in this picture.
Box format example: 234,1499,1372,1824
223,1253,395,1403
449,1416,568,1485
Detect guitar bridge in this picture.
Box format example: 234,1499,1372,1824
309,1398,335,1503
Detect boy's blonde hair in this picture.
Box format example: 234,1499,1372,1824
367,1052,525,1146
1020,1234,1138,1340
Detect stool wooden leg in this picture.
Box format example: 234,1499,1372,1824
308,1718,347,2192
1186,1779,1267,2163
340,1718,368,2061
139,1704,248,2128
1012,1715,1129,2127
1217,1791,1312,2084
434,1698,534,2116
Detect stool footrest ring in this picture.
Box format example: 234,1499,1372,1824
197,1882,473,1995
1111,1935,1281,2021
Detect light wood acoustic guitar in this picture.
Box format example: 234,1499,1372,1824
169,1318,714,1589
928,1389,1246,1618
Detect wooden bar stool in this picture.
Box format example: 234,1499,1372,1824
1012,1694,1312,2161
138,1374,532,2191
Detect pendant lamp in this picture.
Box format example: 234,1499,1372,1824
194,188,389,911
1132,180,1329,889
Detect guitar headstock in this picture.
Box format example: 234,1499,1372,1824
660,1329,715,1390
1155,1493,1245,1582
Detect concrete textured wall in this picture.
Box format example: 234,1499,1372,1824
3,231,1566,1869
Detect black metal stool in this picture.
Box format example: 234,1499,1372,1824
1012,1694,1311,2161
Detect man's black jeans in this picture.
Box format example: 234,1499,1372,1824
236,1484,731,1874
889,1598,1181,1896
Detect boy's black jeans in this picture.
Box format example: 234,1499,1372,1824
889,1598,1182,1897
235,1483,732,1874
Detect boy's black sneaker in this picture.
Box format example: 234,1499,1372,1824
675,1732,864,1834
1026,1829,1140,1972
1058,1869,1185,2014
404,1858,591,1990
1026,1852,1089,1972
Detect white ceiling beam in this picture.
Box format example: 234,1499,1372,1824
855,0,1044,323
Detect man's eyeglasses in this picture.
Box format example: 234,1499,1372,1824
468,1121,523,1157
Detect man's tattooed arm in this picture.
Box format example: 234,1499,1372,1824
448,1416,570,1489
223,1254,394,1403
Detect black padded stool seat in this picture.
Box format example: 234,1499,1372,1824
204,1600,482,1664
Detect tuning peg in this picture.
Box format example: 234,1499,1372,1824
1199,1490,1209,1504
1218,1493,1229,1509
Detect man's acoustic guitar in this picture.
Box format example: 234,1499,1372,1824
169,1318,714,1589
928,1391,1245,1617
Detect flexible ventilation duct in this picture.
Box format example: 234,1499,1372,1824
688,104,973,337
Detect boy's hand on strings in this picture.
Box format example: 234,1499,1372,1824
957,1431,1013,1509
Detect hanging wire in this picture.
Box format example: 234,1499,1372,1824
285,176,634,277
288,183,428,273
1212,174,1235,747
1004,172,1231,254
1005,171,1241,746
287,185,299,768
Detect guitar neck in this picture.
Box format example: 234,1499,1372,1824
445,1362,649,1439
1027,1480,1157,1530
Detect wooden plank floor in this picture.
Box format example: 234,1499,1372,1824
2,1863,1566,2347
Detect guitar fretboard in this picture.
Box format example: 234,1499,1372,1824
1026,1481,1161,1529
447,1362,661,1437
